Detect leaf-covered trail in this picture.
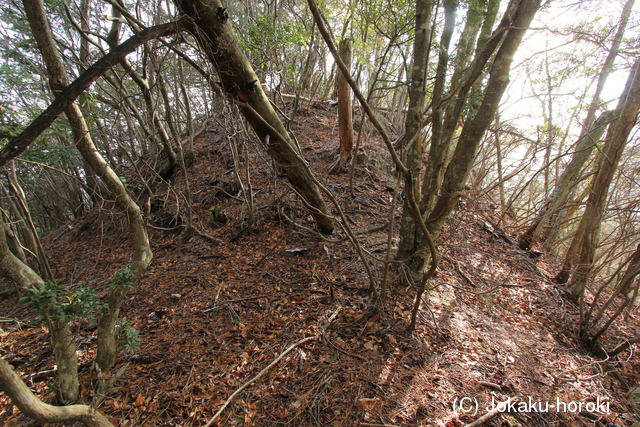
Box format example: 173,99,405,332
1,102,639,426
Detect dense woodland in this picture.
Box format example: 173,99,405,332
1,0,640,425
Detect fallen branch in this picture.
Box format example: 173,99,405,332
610,336,640,357
462,399,508,427
203,308,340,426
456,264,478,288
203,335,316,426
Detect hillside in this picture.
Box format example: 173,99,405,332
1,101,639,427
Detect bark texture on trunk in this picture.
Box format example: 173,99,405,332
395,0,433,260
174,0,333,234
560,56,640,296
22,0,153,371
0,359,113,427
427,0,541,240
0,209,79,403
337,38,353,167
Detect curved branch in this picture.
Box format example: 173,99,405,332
0,19,187,167
0,359,113,427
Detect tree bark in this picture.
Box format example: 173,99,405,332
427,0,541,240
560,55,640,298
175,0,333,234
0,359,113,427
173,0,333,234
418,0,459,218
0,209,79,404
337,38,353,168
0,214,44,290
395,0,434,260
22,0,153,371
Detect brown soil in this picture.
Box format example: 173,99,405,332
1,100,639,426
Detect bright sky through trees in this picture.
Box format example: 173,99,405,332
503,0,639,136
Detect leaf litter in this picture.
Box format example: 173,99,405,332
0,101,639,426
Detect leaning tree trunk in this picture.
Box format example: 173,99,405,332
518,110,614,251
560,55,640,298
519,0,633,252
22,0,153,371
426,0,542,240
0,211,80,404
173,0,333,234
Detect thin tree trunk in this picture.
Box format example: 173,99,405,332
518,110,614,250
395,0,434,260
5,162,53,279
0,210,80,404
520,0,634,251
0,21,183,167
427,0,541,240
561,55,640,299
22,0,153,372
494,114,506,208
337,38,353,168
0,214,45,289
419,0,459,216
159,69,193,238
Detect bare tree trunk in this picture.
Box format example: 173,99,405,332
22,0,153,371
519,0,634,251
427,0,541,240
159,69,193,238
173,0,333,234
5,162,53,279
337,38,353,168
395,0,433,260
106,8,178,180
561,56,640,300
0,359,113,427
583,243,640,347
0,214,44,289
518,110,613,250
494,114,506,208
0,210,79,404
78,0,103,206
1,213,27,266
417,0,458,219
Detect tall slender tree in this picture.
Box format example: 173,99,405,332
560,55,640,301
21,0,153,371
398,0,542,273
519,0,635,253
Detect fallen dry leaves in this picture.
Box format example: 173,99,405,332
0,102,639,426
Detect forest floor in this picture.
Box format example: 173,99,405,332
1,100,640,427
